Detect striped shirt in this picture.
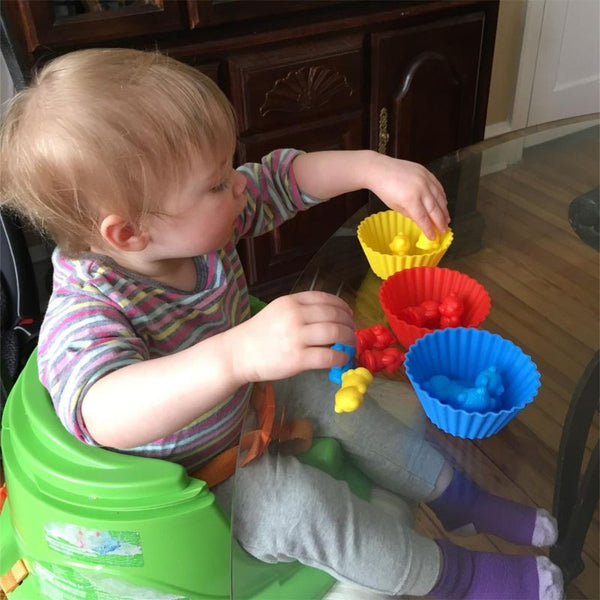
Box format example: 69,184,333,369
38,149,322,470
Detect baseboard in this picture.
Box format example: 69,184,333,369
481,120,524,176
484,120,513,140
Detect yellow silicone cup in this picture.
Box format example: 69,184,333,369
357,211,453,279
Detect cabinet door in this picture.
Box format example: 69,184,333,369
371,13,486,165
9,0,187,53
236,113,366,296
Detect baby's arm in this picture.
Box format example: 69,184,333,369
292,150,449,240
81,291,354,449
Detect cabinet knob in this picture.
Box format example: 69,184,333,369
378,107,390,154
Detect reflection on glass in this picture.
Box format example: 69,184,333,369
52,0,162,18
230,117,599,599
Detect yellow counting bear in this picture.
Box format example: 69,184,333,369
388,233,411,256
334,367,374,414
415,231,441,251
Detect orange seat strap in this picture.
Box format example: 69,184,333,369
0,559,30,596
191,383,312,487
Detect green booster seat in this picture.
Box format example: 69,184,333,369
0,348,371,599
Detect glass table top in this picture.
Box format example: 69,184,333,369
231,116,599,600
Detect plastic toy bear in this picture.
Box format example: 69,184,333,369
359,347,405,374
399,300,440,328
415,231,441,251
328,343,356,385
420,299,441,328
422,367,505,413
334,367,373,413
458,386,494,412
356,324,396,354
355,324,404,375
475,366,505,398
438,292,464,328
388,233,411,255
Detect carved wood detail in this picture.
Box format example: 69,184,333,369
260,65,353,116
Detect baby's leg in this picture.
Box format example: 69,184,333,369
430,539,564,600
276,371,558,548
214,453,563,599
215,451,442,597
427,469,558,547
273,371,445,500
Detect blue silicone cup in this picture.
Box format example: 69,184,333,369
404,327,541,439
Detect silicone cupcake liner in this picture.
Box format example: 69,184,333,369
357,211,453,279
379,266,491,349
404,327,540,439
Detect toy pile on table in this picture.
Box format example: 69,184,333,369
325,214,541,440
329,324,404,414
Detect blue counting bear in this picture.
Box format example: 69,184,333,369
475,366,505,398
328,344,356,385
423,366,505,412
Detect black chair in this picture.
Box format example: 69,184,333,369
0,211,46,409
550,350,599,585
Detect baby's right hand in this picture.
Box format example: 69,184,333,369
234,291,356,383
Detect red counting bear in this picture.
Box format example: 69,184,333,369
399,292,465,329
355,324,405,374
420,300,441,328
438,292,464,328
398,305,427,328
360,347,405,373
356,324,395,354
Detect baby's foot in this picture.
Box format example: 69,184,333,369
537,556,565,600
430,539,565,600
532,509,559,547
427,469,558,547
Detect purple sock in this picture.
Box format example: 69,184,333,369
427,469,557,546
429,539,564,600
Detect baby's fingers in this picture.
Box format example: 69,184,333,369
426,194,450,235
300,304,355,333
301,322,356,348
293,290,354,316
409,194,449,240
301,346,352,371
408,204,436,240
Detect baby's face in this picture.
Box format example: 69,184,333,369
145,151,247,259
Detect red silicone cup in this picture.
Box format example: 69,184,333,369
379,266,491,350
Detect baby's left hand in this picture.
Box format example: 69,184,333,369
366,153,449,240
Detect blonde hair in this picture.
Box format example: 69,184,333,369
0,48,237,255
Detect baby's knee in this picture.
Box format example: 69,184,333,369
232,457,347,542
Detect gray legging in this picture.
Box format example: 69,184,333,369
214,370,445,596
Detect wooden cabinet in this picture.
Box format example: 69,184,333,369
227,35,367,294
2,0,498,300
371,13,489,164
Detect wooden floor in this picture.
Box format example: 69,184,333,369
412,126,599,600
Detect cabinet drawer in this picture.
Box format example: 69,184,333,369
228,35,364,135
8,0,188,52
169,54,220,84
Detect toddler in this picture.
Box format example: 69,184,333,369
0,48,563,599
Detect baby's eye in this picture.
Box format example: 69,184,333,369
210,181,229,193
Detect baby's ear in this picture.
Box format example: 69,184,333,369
99,214,149,252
